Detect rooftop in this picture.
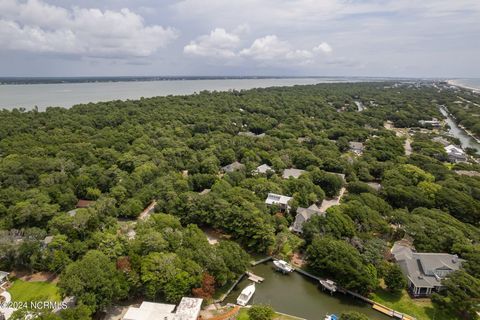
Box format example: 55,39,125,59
123,297,202,320
282,168,306,179
265,193,292,205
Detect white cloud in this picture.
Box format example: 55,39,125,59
313,42,333,54
184,28,240,58
240,35,322,65
0,0,178,58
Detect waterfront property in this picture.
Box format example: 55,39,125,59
123,297,202,320
419,118,441,128
291,204,325,233
265,193,293,212
391,242,464,297
221,161,246,173
445,144,468,162
282,168,306,179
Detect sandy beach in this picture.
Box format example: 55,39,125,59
447,79,480,93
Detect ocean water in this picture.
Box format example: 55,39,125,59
452,78,480,91
0,77,375,111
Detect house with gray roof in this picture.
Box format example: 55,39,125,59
282,168,306,179
391,242,464,297
0,271,9,287
445,144,468,163
221,161,245,173
291,204,325,233
349,141,365,155
254,164,274,175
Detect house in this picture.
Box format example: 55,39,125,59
238,131,266,138
254,164,274,175
291,204,325,233
445,144,468,162
391,242,464,297
282,168,306,179
123,297,202,320
349,141,364,155
432,136,450,147
265,193,293,212
221,161,245,173
75,199,95,209
199,189,211,195
419,118,441,128
0,271,9,287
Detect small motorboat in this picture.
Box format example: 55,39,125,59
324,314,338,320
319,279,337,293
273,259,294,273
237,283,255,306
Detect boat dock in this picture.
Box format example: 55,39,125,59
250,256,273,266
246,271,264,283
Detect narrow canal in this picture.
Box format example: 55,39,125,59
439,106,480,154
224,262,391,320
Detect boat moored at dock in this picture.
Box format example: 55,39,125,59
273,259,294,273
237,283,256,306
319,279,337,293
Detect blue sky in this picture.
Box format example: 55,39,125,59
0,0,479,77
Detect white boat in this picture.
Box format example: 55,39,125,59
319,279,337,293
273,259,294,273
324,314,338,320
236,283,255,306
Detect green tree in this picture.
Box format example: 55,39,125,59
248,305,275,320
340,311,370,320
384,263,406,292
59,250,128,311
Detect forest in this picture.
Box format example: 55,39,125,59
0,82,479,320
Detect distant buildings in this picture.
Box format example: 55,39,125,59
291,204,325,233
432,136,450,147
391,242,464,297
349,141,364,155
445,144,468,162
123,297,202,320
238,131,266,138
221,161,245,173
265,193,292,212
419,118,441,128
254,164,274,175
282,168,306,179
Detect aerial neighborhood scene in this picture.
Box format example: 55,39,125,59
0,1,480,320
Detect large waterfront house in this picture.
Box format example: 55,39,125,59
221,161,245,173
282,168,306,179
445,144,468,162
265,193,293,212
123,297,202,320
291,204,325,233
391,242,464,297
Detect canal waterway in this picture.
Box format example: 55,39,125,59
224,262,390,320
439,106,480,154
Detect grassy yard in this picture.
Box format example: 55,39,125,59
8,279,61,302
237,308,304,320
370,288,456,320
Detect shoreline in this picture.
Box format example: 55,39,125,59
446,79,480,93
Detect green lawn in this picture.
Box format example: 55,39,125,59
370,288,456,320
8,279,61,302
237,308,304,320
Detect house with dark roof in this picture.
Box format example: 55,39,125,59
221,161,245,173
291,204,325,233
391,242,464,297
445,144,468,163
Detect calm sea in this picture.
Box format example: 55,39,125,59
0,77,379,111
452,78,480,91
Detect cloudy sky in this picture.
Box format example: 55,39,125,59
0,0,479,78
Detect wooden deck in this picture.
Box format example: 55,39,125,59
246,271,264,283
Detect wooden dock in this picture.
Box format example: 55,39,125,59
250,256,273,266
246,271,264,283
